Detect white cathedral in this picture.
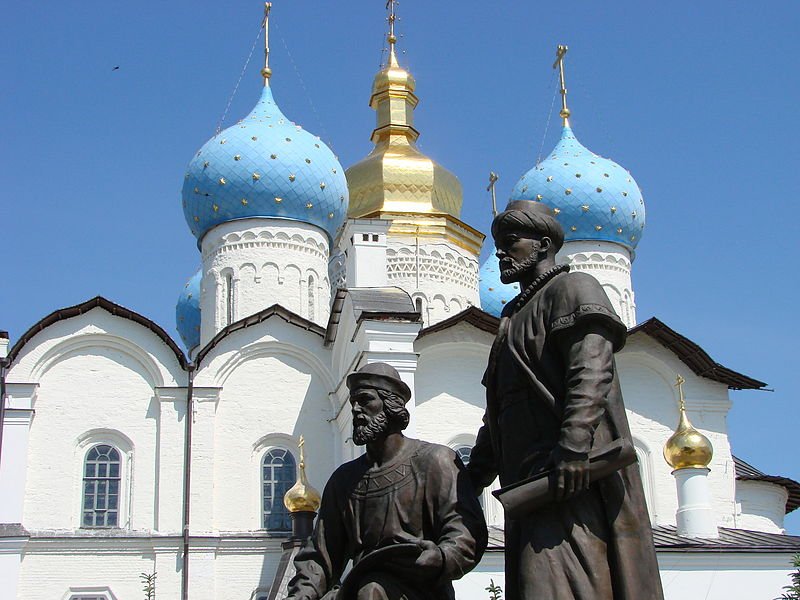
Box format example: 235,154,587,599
1,5,798,600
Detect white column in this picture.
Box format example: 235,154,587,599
0,529,27,600
191,387,220,533
0,383,37,524
673,467,719,538
342,218,390,288
155,387,188,533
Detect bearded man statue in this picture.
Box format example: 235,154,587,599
467,200,664,600
285,362,487,600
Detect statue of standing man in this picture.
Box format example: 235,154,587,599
286,362,487,600
467,200,664,599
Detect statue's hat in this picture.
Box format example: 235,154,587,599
346,362,412,403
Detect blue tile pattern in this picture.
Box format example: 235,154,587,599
181,86,349,245
176,269,201,351
479,253,520,317
510,126,645,251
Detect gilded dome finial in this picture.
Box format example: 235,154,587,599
283,436,322,514
261,2,273,85
663,375,714,470
386,0,399,66
553,45,571,127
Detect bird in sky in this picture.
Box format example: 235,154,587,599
112,66,120,71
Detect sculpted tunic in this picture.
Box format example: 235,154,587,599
286,438,487,600
468,267,664,600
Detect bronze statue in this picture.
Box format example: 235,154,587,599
286,362,487,600
467,201,664,599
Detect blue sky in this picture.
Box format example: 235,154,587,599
2,2,798,533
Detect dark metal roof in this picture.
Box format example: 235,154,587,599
652,525,800,552
5,296,188,370
417,306,500,339
0,523,29,538
487,525,800,552
628,317,766,390
734,456,800,514
195,304,324,365
325,287,420,346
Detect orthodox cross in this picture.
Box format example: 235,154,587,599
553,44,570,126
298,435,306,468
262,2,272,84
487,172,499,217
674,374,687,411
385,0,399,62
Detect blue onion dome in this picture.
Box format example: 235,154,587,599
479,253,520,317
176,269,201,351
181,85,349,246
510,126,645,252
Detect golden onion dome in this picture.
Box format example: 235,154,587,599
283,437,321,513
346,40,463,219
663,376,714,470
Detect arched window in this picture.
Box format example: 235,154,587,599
262,448,297,532
415,297,423,314
308,275,316,320
454,445,472,467
82,444,121,528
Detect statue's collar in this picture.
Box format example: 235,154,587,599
511,264,570,315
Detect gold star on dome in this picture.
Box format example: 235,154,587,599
289,174,296,182
565,189,572,195
203,161,209,168
603,173,609,178
285,137,292,142
194,187,199,194
306,202,313,209
219,177,226,185
241,198,248,206
536,194,543,200
595,225,602,231
332,169,337,174
596,187,603,193
328,212,334,219
251,136,258,141
546,176,553,182
212,204,219,212
610,206,617,213
581,205,590,212
622,191,628,197
631,211,637,218
553,208,561,214
570,226,577,231
193,216,199,222
305,158,311,164
320,182,326,190
252,173,261,181
575,173,581,178
220,139,227,145
270,154,277,159
275,197,282,203
617,227,623,233
234,155,241,161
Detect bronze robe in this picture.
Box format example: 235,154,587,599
286,438,487,600
468,269,664,600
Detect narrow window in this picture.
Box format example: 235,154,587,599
362,233,369,242
415,297,423,314
372,234,379,242
262,448,297,532
308,275,316,320
225,272,234,326
82,445,121,528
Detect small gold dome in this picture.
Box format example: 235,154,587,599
663,376,713,470
283,438,321,513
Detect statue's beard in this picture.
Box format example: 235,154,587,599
353,411,390,446
499,253,540,284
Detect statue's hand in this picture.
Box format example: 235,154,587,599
552,447,591,502
414,540,444,579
